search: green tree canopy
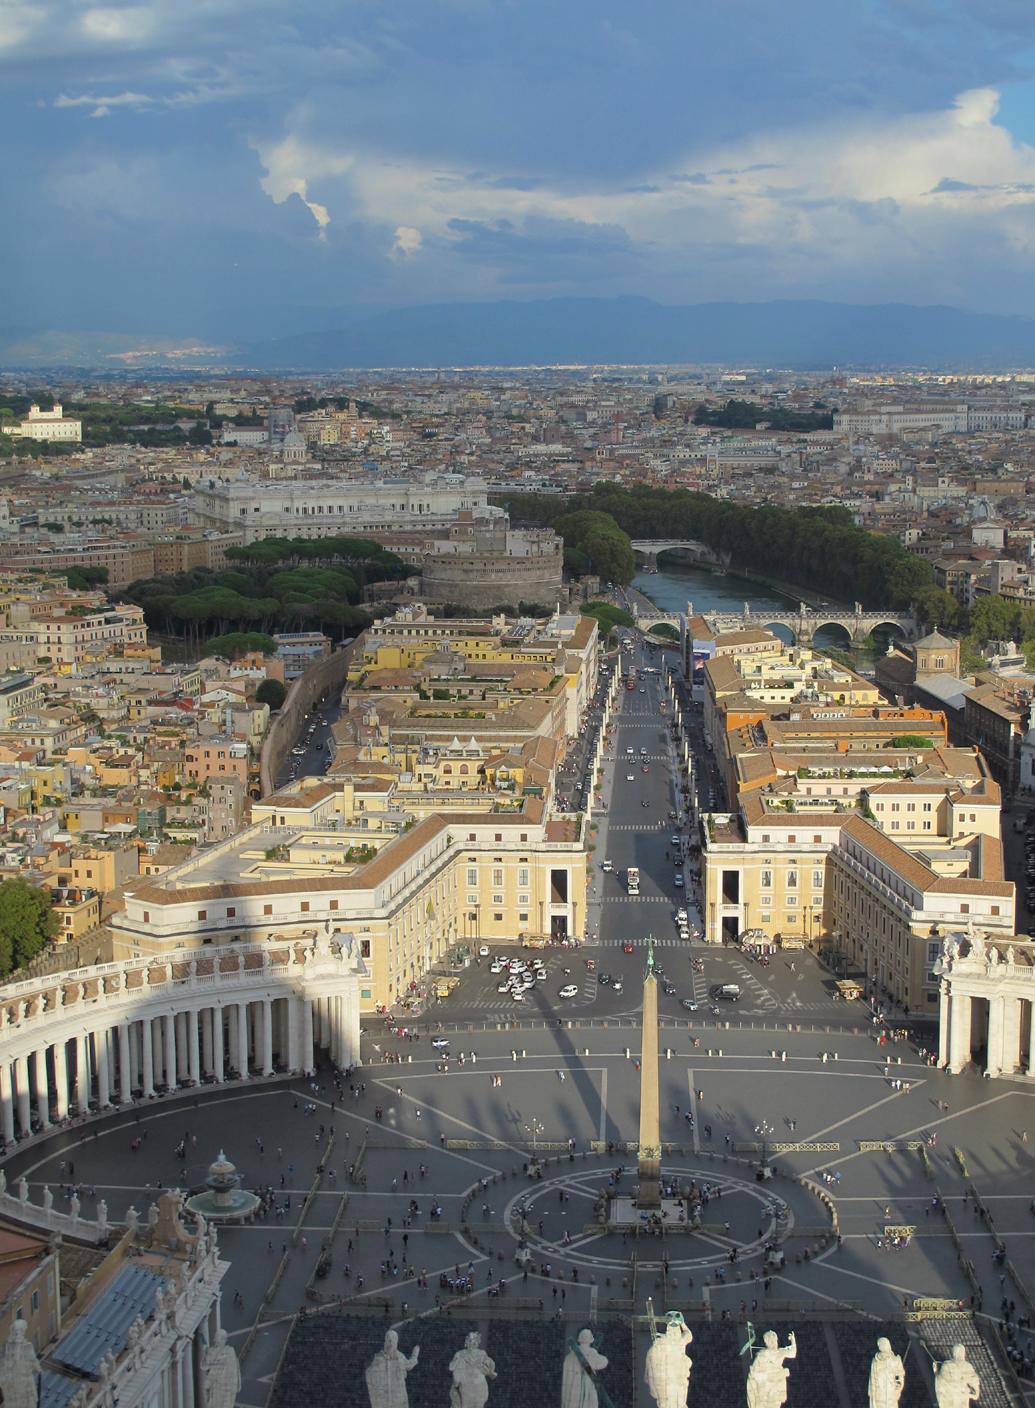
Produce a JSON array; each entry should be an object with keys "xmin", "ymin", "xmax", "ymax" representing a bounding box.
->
[
  {"xmin": 255, "ymin": 677, "xmax": 287, "ymax": 709},
  {"xmin": 554, "ymin": 510, "xmax": 636, "ymax": 587},
  {"xmin": 0, "ymin": 879, "xmax": 58, "ymax": 979},
  {"xmin": 204, "ymin": 632, "xmax": 278, "ymax": 660}
]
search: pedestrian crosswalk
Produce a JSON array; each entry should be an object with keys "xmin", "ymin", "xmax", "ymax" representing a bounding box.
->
[
  {"xmin": 607, "ymin": 824, "xmax": 670, "ymax": 831},
  {"xmin": 595, "ymin": 936, "xmax": 694, "ymax": 947},
  {"xmin": 601, "ymin": 895, "xmax": 675, "ymax": 904}
]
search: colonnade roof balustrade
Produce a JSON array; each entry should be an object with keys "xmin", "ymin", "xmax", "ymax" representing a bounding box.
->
[{"xmin": 0, "ymin": 937, "xmax": 365, "ymax": 1065}]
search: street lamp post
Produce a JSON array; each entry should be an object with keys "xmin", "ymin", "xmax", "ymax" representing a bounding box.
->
[
  {"xmin": 755, "ymin": 1118, "xmax": 774, "ymax": 1174},
  {"xmin": 526, "ymin": 1117, "xmax": 545, "ymax": 1164}
]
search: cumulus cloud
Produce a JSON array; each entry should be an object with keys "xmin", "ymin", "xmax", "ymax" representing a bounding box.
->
[
  {"xmin": 392, "ymin": 226, "xmax": 422, "ymax": 257},
  {"xmin": 249, "ymin": 86, "xmax": 1035, "ymax": 296}
]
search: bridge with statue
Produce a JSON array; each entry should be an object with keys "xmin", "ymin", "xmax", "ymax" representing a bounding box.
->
[{"xmin": 632, "ymin": 599, "xmax": 918, "ymax": 646}]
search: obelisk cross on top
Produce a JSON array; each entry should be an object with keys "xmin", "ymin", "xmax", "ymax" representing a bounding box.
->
[{"xmin": 637, "ymin": 933, "xmax": 662, "ymax": 1210}]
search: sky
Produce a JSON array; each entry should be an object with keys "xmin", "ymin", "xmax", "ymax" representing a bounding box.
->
[{"xmin": 4, "ymin": 0, "xmax": 1035, "ymax": 344}]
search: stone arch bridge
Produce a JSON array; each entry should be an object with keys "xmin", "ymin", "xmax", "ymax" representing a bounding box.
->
[
  {"xmin": 633, "ymin": 600, "xmax": 918, "ymax": 645},
  {"xmin": 630, "ymin": 539, "xmax": 729, "ymax": 567}
]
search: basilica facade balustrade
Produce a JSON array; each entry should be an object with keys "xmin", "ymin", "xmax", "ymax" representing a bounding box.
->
[{"xmin": 0, "ymin": 934, "xmax": 365, "ymax": 1143}]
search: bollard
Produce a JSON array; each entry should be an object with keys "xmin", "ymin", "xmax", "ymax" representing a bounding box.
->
[
  {"xmin": 897, "ymin": 1056, "xmax": 902, "ymax": 1065},
  {"xmin": 781, "ymin": 1052, "xmax": 786, "ymax": 1062},
  {"xmin": 625, "ymin": 1047, "xmax": 630, "ymax": 1059},
  {"xmin": 522, "ymin": 1049, "xmax": 526, "ymax": 1058},
  {"xmin": 718, "ymin": 1049, "xmax": 722, "ymax": 1057},
  {"xmin": 472, "ymin": 1053, "xmax": 477, "ymax": 1064},
  {"xmin": 568, "ymin": 1021, "xmax": 573, "ymax": 1030},
  {"xmin": 834, "ymin": 1053, "xmax": 839, "ymax": 1060},
  {"xmin": 821, "ymin": 1053, "xmax": 827, "ymax": 1063},
  {"xmin": 408, "ymin": 1054, "xmax": 412, "ymax": 1063},
  {"xmin": 666, "ymin": 1049, "xmax": 672, "ymax": 1060},
  {"xmin": 725, "ymin": 1021, "xmax": 729, "ymax": 1031},
  {"xmin": 512, "ymin": 1050, "xmax": 517, "ymax": 1061}
]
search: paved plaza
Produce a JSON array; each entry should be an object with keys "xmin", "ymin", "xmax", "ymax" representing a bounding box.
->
[
  {"xmin": 5, "ymin": 1008, "xmax": 1035, "ymax": 1405},
  {"xmin": 4, "ymin": 642, "xmax": 1035, "ymax": 1405}
]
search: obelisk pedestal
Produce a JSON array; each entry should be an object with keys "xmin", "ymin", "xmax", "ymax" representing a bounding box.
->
[{"xmin": 637, "ymin": 942, "xmax": 661, "ymax": 1210}]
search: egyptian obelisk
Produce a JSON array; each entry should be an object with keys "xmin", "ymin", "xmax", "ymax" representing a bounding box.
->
[{"xmin": 637, "ymin": 936, "xmax": 662, "ymax": 1209}]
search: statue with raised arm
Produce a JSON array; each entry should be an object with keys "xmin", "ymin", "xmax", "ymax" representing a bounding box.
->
[
  {"xmin": 202, "ymin": 1329, "xmax": 240, "ymax": 1408},
  {"xmin": 562, "ymin": 1330, "xmax": 608, "ymax": 1408},
  {"xmin": 746, "ymin": 1331, "xmax": 797, "ymax": 1408},
  {"xmin": 934, "ymin": 1345, "xmax": 980, "ymax": 1408},
  {"xmin": 449, "ymin": 1332, "xmax": 495, "ymax": 1408},
  {"xmin": 645, "ymin": 1312, "xmax": 693, "ymax": 1408},
  {"xmin": 869, "ymin": 1338, "xmax": 905, "ymax": 1408},
  {"xmin": 365, "ymin": 1330, "xmax": 419, "ymax": 1408},
  {"xmin": 0, "ymin": 1319, "xmax": 41, "ymax": 1408}
]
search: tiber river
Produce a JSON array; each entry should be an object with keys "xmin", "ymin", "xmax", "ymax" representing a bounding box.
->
[{"xmin": 631, "ymin": 555, "xmax": 899, "ymax": 673}]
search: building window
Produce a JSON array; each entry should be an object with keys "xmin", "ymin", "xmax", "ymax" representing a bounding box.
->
[
  {"xmin": 761, "ymin": 871, "xmax": 772, "ymax": 890},
  {"xmin": 519, "ymin": 912, "xmax": 528, "ymax": 922},
  {"xmin": 761, "ymin": 834, "xmax": 770, "ymax": 843},
  {"xmin": 198, "ymin": 910, "xmax": 207, "ymax": 920},
  {"xmin": 264, "ymin": 904, "xmax": 273, "ymax": 916},
  {"xmin": 467, "ymin": 894, "xmax": 478, "ymax": 904},
  {"xmin": 493, "ymin": 894, "xmax": 504, "ymax": 904},
  {"xmin": 301, "ymin": 902, "xmax": 310, "ymax": 913},
  {"xmin": 469, "ymin": 833, "xmax": 476, "ymax": 842},
  {"xmin": 494, "ymin": 913, "xmax": 503, "ymax": 922},
  {"xmin": 786, "ymin": 871, "xmax": 797, "ymax": 889},
  {"xmin": 143, "ymin": 911, "xmax": 149, "ymax": 923},
  {"xmin": 517, "ymin": 867, "xmax": 530, "ymax": 888},
  {"xmin": 960, "ymin": 903, "xmax": 969, "ymax": 914},
  {"xmin": 495, "ymin": 833, "xmax": 502, "ymax": 842},
  {"xmin": 923, "ymin": 802, "xmax": 931, "ymax": 812},
  {"xmin": 330, "ymin": 900, "xmax": 338, "ymax": 911},
  {"xmin": 492, "ymin": 868, "xmax": 504, "ymax": 887},
  {"xmin": 227, "ymin": 907, "xmax": 236, "ymax": 918},
  {"xmin": 467, "ymin": 868, "xmax": 478, "ymax": 887},
  {"xmin": 520, "ymin": 833, "xmax": 527, "ymax": 842}
]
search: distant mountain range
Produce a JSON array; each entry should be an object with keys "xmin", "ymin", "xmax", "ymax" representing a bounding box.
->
[
  {"xmin": 4, "ymin": 297, "xmax": 1035, "ymax": 370},
  {"xmin": 239, "ymin": 297, "xmax": 1035, "ymax": 371}
]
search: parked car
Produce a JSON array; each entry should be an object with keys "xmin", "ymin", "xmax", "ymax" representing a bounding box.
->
[{"xmin": 559, "ymin": 984, "xmax": 579, "ymax": 999}]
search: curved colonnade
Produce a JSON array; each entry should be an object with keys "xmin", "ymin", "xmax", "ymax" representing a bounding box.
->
[{"xmin": 0, "ymin": 936, "xmax": 364, "ymax": 1145}]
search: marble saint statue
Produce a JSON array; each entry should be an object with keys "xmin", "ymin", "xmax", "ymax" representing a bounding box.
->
[
  {"xmin": 645, "ymin": 1312, "xmax": 693, "ymax": 1408},
  {"xmin": 562, "ymin": 1330, "xmax": 609, "ymax": 1408},
  {"xmin": 934, "ymin": 1345, "xmax": 980, "ymax": 1408},
  {"xmin": 746, "ymin": 1331, "xmax": 797, "ymax": 1408},
  {"xmin": 869, "ymin": 1338, "xmax": 905, "ymax": 1408},
  {"xmin": 449, "ymin": 1332, "xmax": 496, "ymax": 1408},
  {"xmin": 0, "ymin": 1318, "xmax": 41, "ymax": 1408},
  {"xmin": 365, "ymin": 1330, "xmax": 419, "ymax": 1408},
  {"xmin": 202, "ymin": 1329, "xmax": 241, "ymax": 1408}
]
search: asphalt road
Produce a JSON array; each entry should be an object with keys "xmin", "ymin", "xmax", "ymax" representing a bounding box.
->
[
  {"xmin": 436, "ymin": 639, "xmax": 856, "ymax": 1028},
  {"xmin": 274, "ymin": 698, "xmax": 341, "ymax": 789}
]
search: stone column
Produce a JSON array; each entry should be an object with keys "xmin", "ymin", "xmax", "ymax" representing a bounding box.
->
[
  {"xmin": 181, "ymin": 1336, "xmax": 195, "ymax": 1408},
  {"xmin": 237, "ymin": 1003, "xmax": 249, "ymax": 1079},
  {"xmin": 33, "ymin": 1047, "xmax": 50, "ymax": 1129},
  {"xmin": 119, "ymin": 1024, "xmax": 132, "ymax": 1105},
  {"xmin": 188, "ymin": 1010, "xmax": 200, "ymax": 1086},
  {"xmin": 95, "ymin": 1030, "xmax": 109, "ymax": 1108},
  {"xmin": 939, "ymin": 987, "xmax": 950, "ymax": 1067},
  {"xmin": 636, "ymin": 963, "xmax": 661, "ymax": 1210},
  {"xmin": 164, "ymin": 1013, "xmax": 177, "ymax": 1090},
  {"xmin": 949, "ymin": 991, "xmax": 971, "ymax": 1073},
  {"xmin": 176, "ymin": 1012, "xmax": 189, "ymax": 1082},
  {"xmin": 129, "ymin": 1021, "xmax": 140, "ymax": 1092},
  {"xmin": 75, "ymin": 1034, "xmax": 89, "ymax": 1111},
  {"xmin": 986, "ymin": 995, "xmax": 1005, "ymax": 1077},
  {"xmin": 1002, "ymin": 995, "xmax": 1022, "ymax": 1076},
  {"xmin": 141, "ymin": 1017, "xmax": 155, "ymax": 1098},
  {"xmin": 104, "ymin": 1030, "xmax": 115, "ymax": 1102},
  {"xmin": 152, "ymin": 1017, "xmax": 164, "ymax": 1090},
  {"xmin": 0, "ymin": 1064, "xmax": 13, "ymax": 1145},
  {"xmin": 212, "ymin": 1008, "xmax": 224, "ymax": 1083},
  {"xmin": 287, "ymin": 995, "xmax": 301, "ymax": 1071},
  {"xmin": 14, "ymin": 1056, "xmax": 30, "ymax": 1135},
  {"xmin": 302, "ymin": 998, "xmax": 314, "ymax": 1076},
  {"xmin": 227, "ymin": 1007, "xmax": 238, "ymax": 1072},
  {"xmin": 329, "ymin": 997, "xmax": 339, "ymax": 1066},
  {"xmin": 53, "ymin": 1041, "xmax": 69, "ymax": 1121},
  {"xmin": 201, "ymin": 1009, "xmax": 213, "ymax": 1077},
  {"xmin": 262, "ymin": 1000, "xmax": 274, "ymax": 1077}
]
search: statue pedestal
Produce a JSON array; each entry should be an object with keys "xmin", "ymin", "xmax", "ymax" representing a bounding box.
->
[{"xmin": 608, "ymin": 1195, "xmax": 687, "ymax": 1228}]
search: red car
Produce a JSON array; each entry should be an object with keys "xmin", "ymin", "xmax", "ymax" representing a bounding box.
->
[
  {"xmin": 642, "ymin": 764, "xmax": 649, "ymax": 773},
  {"xmin": 623, "ymin": 942, "xmax": 634, "ymax": 953}
]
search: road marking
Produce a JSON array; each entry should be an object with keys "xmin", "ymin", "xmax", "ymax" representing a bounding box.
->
[
  {"xmin": 687, "ymin": 1069, "xmax": 700, "ymax": 1154},
  {"xmin": 599, "ymin": 1068, "xmax": 608, "ymax": 1143}
]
